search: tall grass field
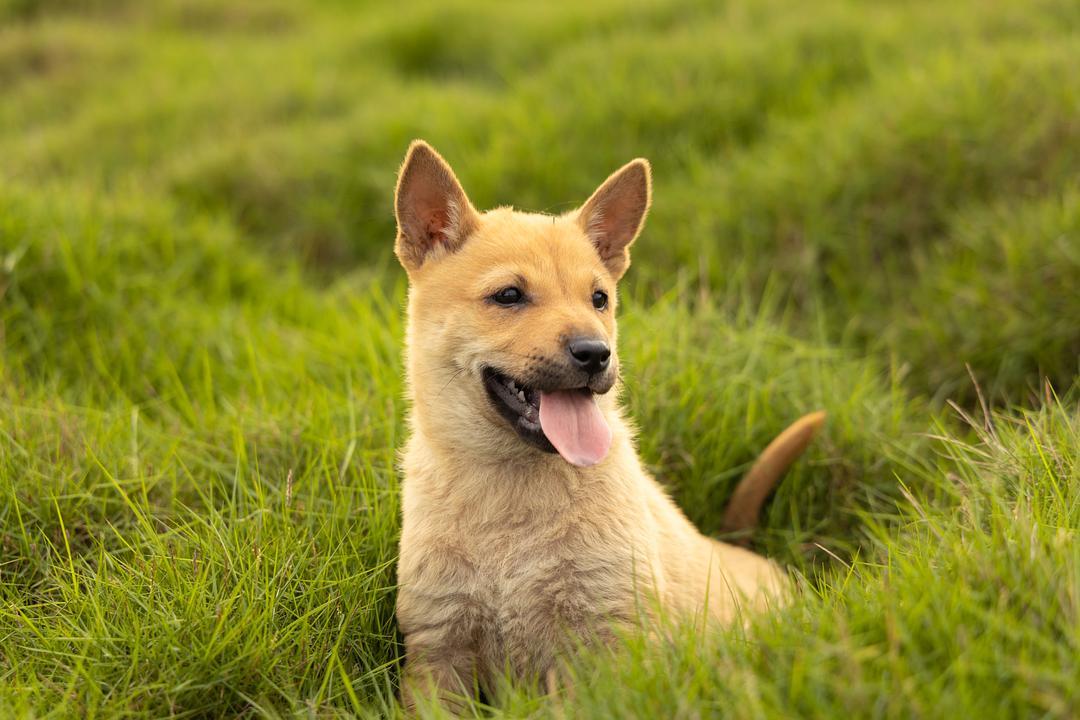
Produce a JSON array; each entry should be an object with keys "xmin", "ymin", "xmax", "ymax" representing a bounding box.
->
[{"xmin": 1, "ymin": 0, "xmax": 1078, "ymax": 716}]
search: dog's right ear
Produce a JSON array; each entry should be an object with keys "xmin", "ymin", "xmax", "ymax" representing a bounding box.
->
[{"xmin": 394, "ymin": 140, "xmax": 480, "ymax": 274}]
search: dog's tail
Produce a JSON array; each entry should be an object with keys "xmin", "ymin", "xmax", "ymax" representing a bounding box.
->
[{"xmin": 721, "ymin": 411, "xmax": 827, "ymax": 544}]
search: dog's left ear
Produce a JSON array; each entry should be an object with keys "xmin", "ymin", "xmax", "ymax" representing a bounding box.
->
[
  {"xmin": 394, "ymin": 140, "xmax": 480, "ymax": 274},
  {"xmin": 575, "ymin": 159, "xmax": 652, "ymax": 280}
]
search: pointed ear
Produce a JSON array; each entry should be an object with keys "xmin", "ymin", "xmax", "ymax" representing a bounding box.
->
[
  {"xmin": 394, "ymin": 140, "xmax": 480, "ymax": 273},
  {"xmin": 575, "ymin": 158, "xmax": 651, "ymax": 280}
]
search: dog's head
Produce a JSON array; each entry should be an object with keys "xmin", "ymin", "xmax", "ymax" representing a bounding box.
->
[{"xmin": 394, "ymin": 141, "xmax": 650, "ymax": 467}]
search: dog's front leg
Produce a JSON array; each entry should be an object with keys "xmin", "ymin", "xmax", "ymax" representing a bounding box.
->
[
  {"xmin": 400, "ymin": 633, "xmax": 478, "ymax": 713},
  {"xmin": 396, "ymin": 536, "xmax": 488, "ymax": 712}
]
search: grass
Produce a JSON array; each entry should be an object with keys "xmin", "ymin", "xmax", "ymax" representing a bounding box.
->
[
  {"xmin": 0, "ymin": 0, "xmax": 1077, "ymax": 716},
  {"xmin": 559, "ymin": 400, "xmax": 1079, "ymax": 718}
]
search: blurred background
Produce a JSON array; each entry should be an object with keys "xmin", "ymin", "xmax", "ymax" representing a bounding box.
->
[
  {"xmin": 3, "ymin": 0, "xmax": 1077, "ymax": 402},
  {"xmin": 1, "ymin": 0, "xmax": 1078, "ymax": 716}
]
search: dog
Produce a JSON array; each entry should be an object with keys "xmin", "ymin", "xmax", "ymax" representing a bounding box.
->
[{"xmin": 392, "ymin": 140, "xmax": 825, "ymax": 708}]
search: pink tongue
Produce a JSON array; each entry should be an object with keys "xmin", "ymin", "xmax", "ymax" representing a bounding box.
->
[{"xmin": 538, "ymin": 390, "xmax": 612, "ymax": 467}]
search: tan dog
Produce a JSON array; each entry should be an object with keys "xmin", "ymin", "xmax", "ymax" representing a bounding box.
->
[{"xmin": 392, "ymin": 140, "xmax": 825, "ymax": 708}]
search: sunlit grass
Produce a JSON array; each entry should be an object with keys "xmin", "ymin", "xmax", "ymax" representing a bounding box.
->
[{"xmin": 1, "ymin": 0, "xmax": 1078, "ymax": 716}]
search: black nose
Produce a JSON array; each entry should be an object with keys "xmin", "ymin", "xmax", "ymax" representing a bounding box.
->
[{"xmin": 567, "ymin": 338, "xmax": 611, "ymax": 374}]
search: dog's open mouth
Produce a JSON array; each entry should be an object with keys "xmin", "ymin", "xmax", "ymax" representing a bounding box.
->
[
  {"xmin": 483, "ymin": 366, "xmax": 545, "ymax": 439},
  {"xmin": 482, "ymin": 367, "xmax": 612, "ymax": 467}
]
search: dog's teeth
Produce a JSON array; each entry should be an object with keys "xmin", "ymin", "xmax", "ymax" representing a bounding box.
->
[{"xmin": 517, "ymin": 390, "xmax": 526, "ymax": 402}]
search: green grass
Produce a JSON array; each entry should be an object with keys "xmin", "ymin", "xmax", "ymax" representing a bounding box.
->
[{"xmin": 1, "ymin": 0, "xmax": 1077, "ymax": 716}]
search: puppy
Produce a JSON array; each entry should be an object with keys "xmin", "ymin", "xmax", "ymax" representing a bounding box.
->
[{"xmin": 392, "ymin": 140, "xmax": 825, "ymax": 708}]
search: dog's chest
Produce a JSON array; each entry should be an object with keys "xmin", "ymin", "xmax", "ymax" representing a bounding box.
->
[
  {"xmin": 471, "ymin": 508, "xmax": 639, "ymax": 674},
  {"xmin": 400, "ymin": 476, "xmax": 643, "ymax": 679}
]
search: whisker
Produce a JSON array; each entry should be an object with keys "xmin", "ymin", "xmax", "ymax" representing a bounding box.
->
[{"xmin": 437, "ymin": 367, "xmax": 468, "ymax": 398}]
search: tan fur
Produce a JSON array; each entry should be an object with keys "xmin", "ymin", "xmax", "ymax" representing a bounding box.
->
[
  {"xmin": 392, "ymin": 141, "xmax": 824, "ymax": 708},
  {"xmin": 722, "ymin": 410, "xmax": 827, "ymax": 544}
]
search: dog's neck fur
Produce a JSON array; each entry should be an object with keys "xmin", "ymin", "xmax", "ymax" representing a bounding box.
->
[{"xmin": 402, "ymin": 421, "xmax": 644, "ymax": 536}]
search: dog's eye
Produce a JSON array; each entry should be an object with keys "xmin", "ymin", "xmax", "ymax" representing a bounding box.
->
[
  {"xmin": 592, "ymin": 290, "xmax": 608, "ymax": 310},
  {"xmin": 491, "ymin": 287, "xmax": 525, "ymax": 306}
]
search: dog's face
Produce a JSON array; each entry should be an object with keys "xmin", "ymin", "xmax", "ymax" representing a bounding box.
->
[{"xmin": 394, "ymin": 141, "xmax": 650, "ymax": 467}]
